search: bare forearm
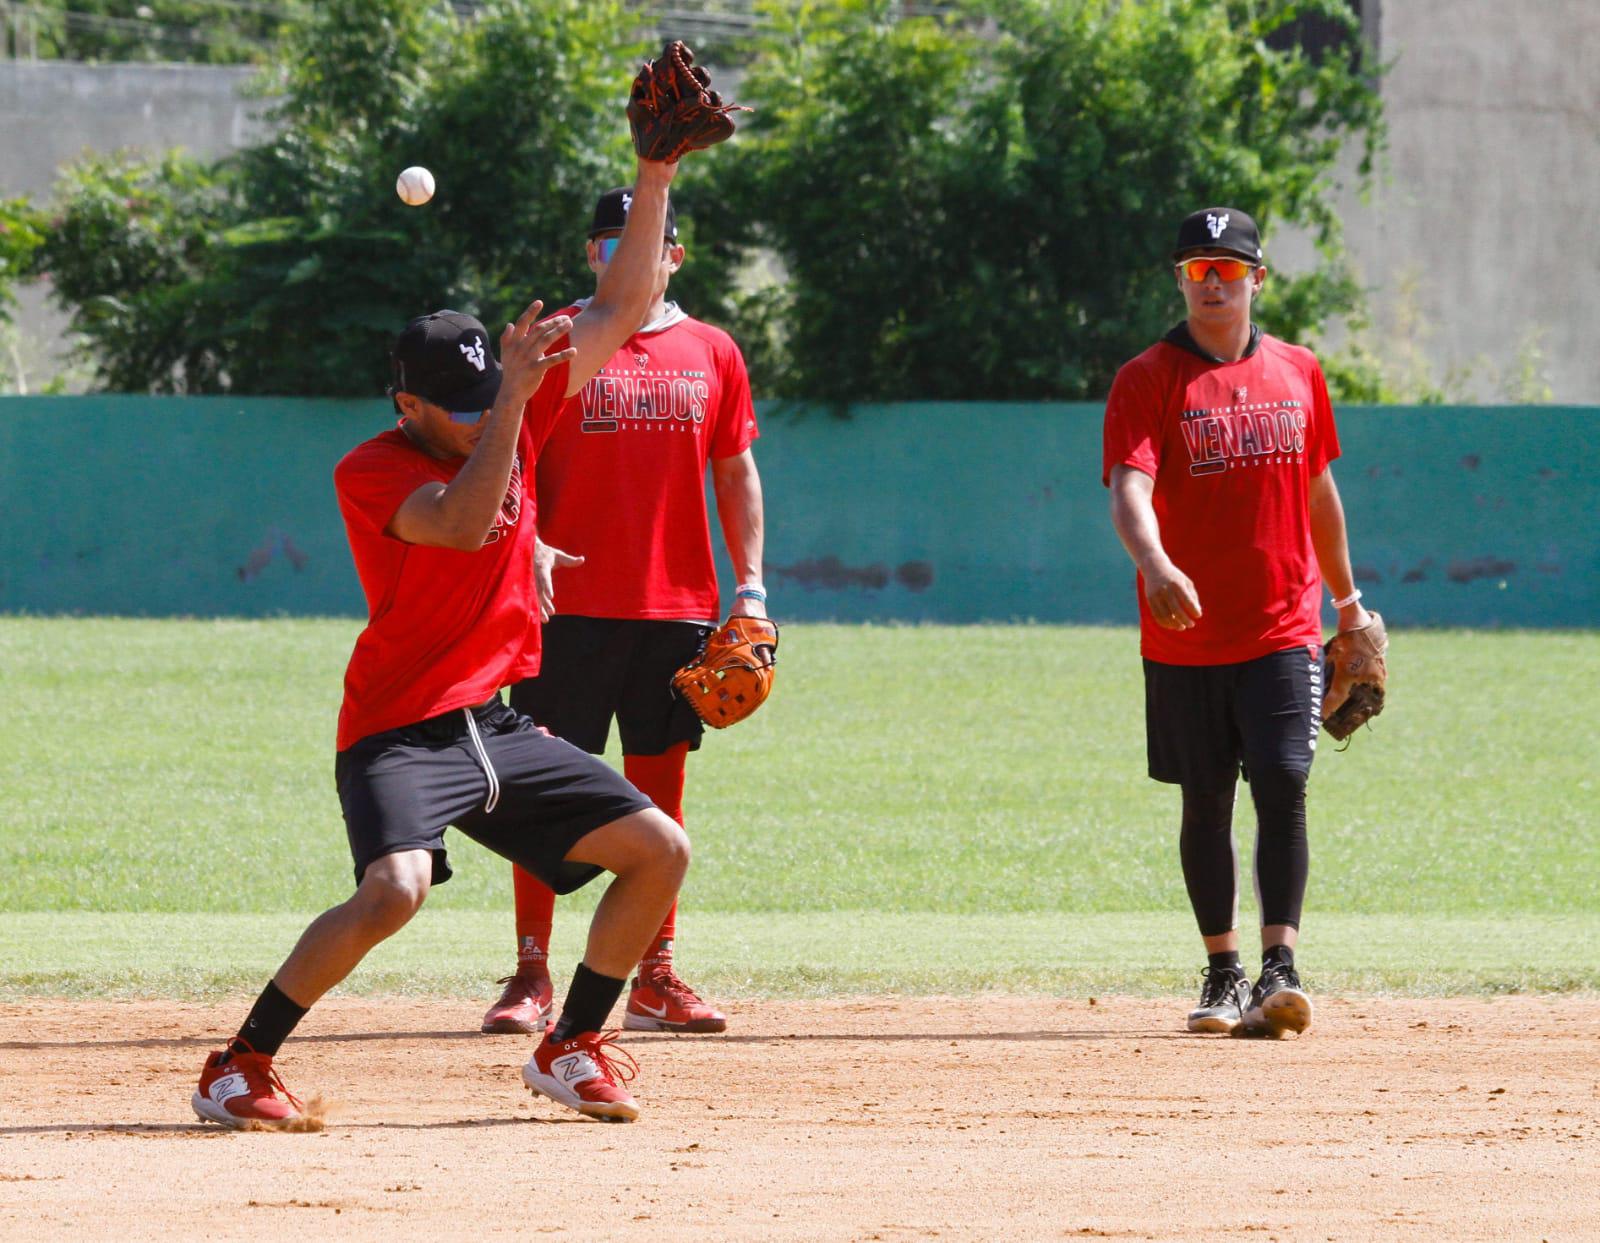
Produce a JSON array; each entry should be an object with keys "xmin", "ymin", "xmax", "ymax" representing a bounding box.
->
[
  {"xmin": 423, "ymin": 399, "xmax": 524, "ymax": 547},
  {"xmin": 567, "ymin": 160, "xmax": 676, "ymax": 393},
  {"xmin": 1108, "ymin": 463, "xmax": 1202, "ymax": 628},
  {"xmin": 713, "ymin": 459, "xmax": 765, "ymax": 584},
  {"xmin": 1309, "ymin": 470, "xmax": 1357, "ymax": 600},
  {"xmin": 1109, "ymin": 475, "xmax": 1171, "ymax": 577},
  {"xmin": 1309, "ymin": 468, "xmax": 1374, "ymax": 629}
]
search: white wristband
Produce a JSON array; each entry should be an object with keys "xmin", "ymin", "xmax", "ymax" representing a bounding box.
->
[
  {"xmin": 735, "ymin": 583, "xmax": 767, "ymax": 602},
  {"xmin": 1331, "ymin": 588, "xmax": 1363, "ymax": 609}
]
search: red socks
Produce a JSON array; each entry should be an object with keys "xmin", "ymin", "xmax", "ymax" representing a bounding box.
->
[
  {"xmin": 623, "ymin": 744, "xmax": 688, "ymax": 826},
  {"xmin": 625, "ymin": 744, "xmax": 688, "ymax": 971},
  {"xmin": 510, "ymin": 742, "xmax": 691, "ymax": 973},
  {"xmin": 511, "ymin": 864, "xmax": 555, "ymax": 975}
]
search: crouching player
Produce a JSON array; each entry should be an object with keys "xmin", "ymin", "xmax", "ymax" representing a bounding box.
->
[{"xmin": 191, "ymin": 159, "xmax": 687, "ymax": 1126}]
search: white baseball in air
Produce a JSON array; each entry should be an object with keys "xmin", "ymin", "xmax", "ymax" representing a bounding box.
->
[{"xmin": 396, "ymin": 165, "xmax": 435, "ymax": 206}]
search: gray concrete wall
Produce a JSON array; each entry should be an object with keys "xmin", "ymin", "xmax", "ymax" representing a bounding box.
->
[
  {"xmin": 0, "ymin": 62, "xmax": 268, "ymax": 392},
  {"xmin": 1276, "ymin": 0, "xmax": 1600, "ymax": 402}
]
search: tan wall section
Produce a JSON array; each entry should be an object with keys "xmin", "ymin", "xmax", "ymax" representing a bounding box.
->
[{"xmin": 1277, "ymin": 0, "xmax": 1600, "ymax": 400}]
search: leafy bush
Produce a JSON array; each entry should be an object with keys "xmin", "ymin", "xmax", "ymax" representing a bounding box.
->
[
  {"xmin": 37, "ymin": 0, "xmax": 642, "ymax": 395},
  {"xmin": 34, "ymin": 0, "xmax": 1384, "ymax": 403},
  {"xmin": 701, "ymin": 0, "xmax": 1384, "ymax": 404}
]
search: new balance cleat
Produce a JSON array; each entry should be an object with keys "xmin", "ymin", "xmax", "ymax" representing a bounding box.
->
[
  {"xmin": 623, "ymin": 967, "xmax": 727, "ymax": 1034},
  {"xmin": 482, "ymin": 969, "xmax": 554, "ymax": 1035},
  {"xmin": 522, "ymin": 1030, "xmax": 640, "ymax": 1122},
  {"xmin": 1242, "ymin": 959, "xmax": 1313, "ymax": 1037},
  {"xmin": 192, "ymin": 1045, "xmax": 303, "ymax": 1129},
  {"xmin": 1187, "ymin": 965, "xmax": 1252, "ymax": 1034}
]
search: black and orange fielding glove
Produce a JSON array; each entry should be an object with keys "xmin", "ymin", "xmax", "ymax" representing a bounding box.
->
[{"xmin": 627, "ymin": 40, "xmax": 749, "ymax": 164}]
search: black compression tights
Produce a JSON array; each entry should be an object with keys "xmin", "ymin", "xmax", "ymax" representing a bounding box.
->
[{"xmin": 1180, "ymin": 770, "xmax": 1309, "ymax": 937}]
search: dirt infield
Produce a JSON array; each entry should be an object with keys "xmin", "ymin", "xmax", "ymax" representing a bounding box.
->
[{"xmin": 3, "ymin": 995, "xmax": 1597, "ymax": 1241}]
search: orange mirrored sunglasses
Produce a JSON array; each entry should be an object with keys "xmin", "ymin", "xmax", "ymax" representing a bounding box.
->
[{"xmin": 1175, "ymin": 256, "xmax": 1258, "ymax": 283}]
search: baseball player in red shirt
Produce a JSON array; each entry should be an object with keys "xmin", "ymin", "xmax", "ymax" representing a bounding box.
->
[
  {"xmin": 1102, "ymin": 207, "xmax": 1376, "ymax": 1038},
  {"xmin": 480, "ymin": 186, "xmax": 763, "ymax": 1037},
  {"xmin": 192, "ymin": 160, "xmax": 698, "ymax": 1129}
]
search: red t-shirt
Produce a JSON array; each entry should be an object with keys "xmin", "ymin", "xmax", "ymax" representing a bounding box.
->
[
  {"xmin": 333, "ymin": 358, "xmax": 571, "ymax": 750},
  {"xmin": 532, "ymin": 309, "xmax": 758, "ymax": 621},
  {"xmin": 1101, "ymin": 329, "xmax": 1340, "ymax": 666}
]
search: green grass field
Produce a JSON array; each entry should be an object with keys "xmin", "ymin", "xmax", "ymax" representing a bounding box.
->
[{"xmin": 2, "ymin": 619, "xmax": 1596, "ymax": 997}]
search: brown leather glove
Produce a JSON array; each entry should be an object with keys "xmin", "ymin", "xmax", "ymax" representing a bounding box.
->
[
  {"xmin": 1322, "ymin": 611, "xmax": 1388, "ymax": 742},
  {"xmin": 671, "ymin": 616, "xmax": 779, "ymax": 728}
]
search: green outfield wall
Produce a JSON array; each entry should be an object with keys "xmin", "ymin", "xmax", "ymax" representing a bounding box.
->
[{"xmin": 1, "ymin": 397, "xmax": 1594, "ymax": 627}]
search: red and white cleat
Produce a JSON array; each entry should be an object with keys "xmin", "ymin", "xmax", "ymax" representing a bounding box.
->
[
  {"xmin": 522, "ymin": 1029, "xmax": 640, "ymax": 1122},
  {"xmin": 481, "ymin": 969, "xmax": 554, "ymax": 1035},
  {"xmin": 623, "ymin": 966, "xmax": 727, "ymax": 1033},
  {"xmin": 192, "ymin": 1044, "xmax": 303, "ymax": 1130}
]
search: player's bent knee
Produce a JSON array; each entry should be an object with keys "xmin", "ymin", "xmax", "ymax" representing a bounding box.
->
[
  {"xmin": 630, "ymin": 807, "xmax": 690, "ymax": 878},
  {"xmin": 568, "ymin": 808, "xmax": 689, "ymax": 880},
  {"xmin": 352, "ymin": 855, "xmax": 431, "ymax": 932}
]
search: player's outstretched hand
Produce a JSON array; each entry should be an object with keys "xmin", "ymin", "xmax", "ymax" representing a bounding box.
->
[
  {"xmin": 628, "ymin": 39, "xmax": 749, "ymax": 164},
  {"xmin": 1143, "ymin": 558, "xmax": 1203, "ymax": 630},
  {"xmin": 499, "ymin": 301, "xmax": 576, "ymax": 408},
  {"xmin": 532, "ymin": 538, "xmax": 584, "ymax": 623}
]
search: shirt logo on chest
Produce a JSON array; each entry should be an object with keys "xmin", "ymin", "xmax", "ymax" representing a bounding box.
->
[
  {"xmin": 1179, "ymin": 397, "xmax": 1307, "ymax": 477},
  {"xmin": 578, "ymin": 367, "xmax": 711, "ymax": 435}
]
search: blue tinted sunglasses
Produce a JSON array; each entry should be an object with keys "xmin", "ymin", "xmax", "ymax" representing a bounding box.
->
[{"xmin": 595, "ymin": 234, "xmax": 674, "ymax": 263}]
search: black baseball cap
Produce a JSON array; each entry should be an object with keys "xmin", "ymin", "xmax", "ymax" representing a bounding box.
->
[
  {"xmin": 588, "ymin": 186, "xmax": 678, "ymax": 241},
  {"xmin": 390, "ymin": 310, "xmax": 502, "ymax": 416},
  {"xmin": 1172, "ymin": 207, "xmax": 1263, "ymax": 262}
]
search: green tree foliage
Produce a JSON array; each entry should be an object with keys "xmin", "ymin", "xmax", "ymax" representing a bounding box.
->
[
  {"xmin": 6, "ymin": 1, "xmax": 299, "ymax": 64},
  {"xmin": 38, "ymin": 0, "xmax": 641, "ymax": 395},
  {"xmin": 0, "ymin": 196, "xmax": 48, "ymax": 321},
  {"xmin": 699, "ymin": 0, "xmax": 1384, "ymax": 403},
  {"xmin": 33, "ymin": 0, "xmax": 1384, "ymax": 401}
]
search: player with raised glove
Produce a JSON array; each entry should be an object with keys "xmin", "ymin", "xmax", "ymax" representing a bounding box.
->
[
  {"xmin": 485, "ymin": 153, "xmax": 767, "ymax": 1040},
  {"xmin": 628, "ymin": 39, "xmax": 750, "ymax": 164},
  {"xmin": 1322, "ymin": 610, "xmax": 1388, "ymax": 741},
  {"xmin": 672, "ymin": 616, "xmax": 780, "ymax": 729}
]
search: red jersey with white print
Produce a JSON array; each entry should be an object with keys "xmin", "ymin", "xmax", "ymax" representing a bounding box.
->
[
  {"xmin": 333, "ymin": 358, "xmax": 571, "ymax": 750},
  {"xmin": 533, "ymin": 306, "xmax": 758, "ymax": 621},
  {"xmin": 1101, "ymin": 326, "xmax": 1340, "ymax": 666}
]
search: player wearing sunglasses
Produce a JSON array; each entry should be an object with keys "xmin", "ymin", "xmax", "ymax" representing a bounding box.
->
[
  {"xmin": 1100, "ymin": 207, "xmax": 1377, "ymax": 1039},
  {"xmin": 479, "ymin": 186, "xmax": 764, "ymax": 1039}
]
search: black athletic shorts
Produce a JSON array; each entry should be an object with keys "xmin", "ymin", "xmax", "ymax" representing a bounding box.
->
[
  {"xmin": 509, "ymin": 616, "xmax": 714, "ymax": 756},
  {"xmin": 1143, "ymin": 645, "xmax": 1324, "ymax": 788},
  {"xmin": 335, "ymin": 696, "xmax": 653, "ymax": 894}
]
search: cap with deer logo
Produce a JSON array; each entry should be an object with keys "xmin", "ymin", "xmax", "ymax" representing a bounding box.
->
[
  {"xmin": 1172, "ymin": 207, "xmax": 1263, "ymax": 262},
  {"xmin": 390, "ymin": 309, "xmax": 503, "ymax": 416}
]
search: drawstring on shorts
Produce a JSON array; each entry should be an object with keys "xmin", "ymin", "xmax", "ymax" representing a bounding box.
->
[{"xmin": 462, "ymin": 707, "xmax": 501, "ymax": 814}]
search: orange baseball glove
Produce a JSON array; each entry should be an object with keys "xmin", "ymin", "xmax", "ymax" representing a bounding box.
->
[{"xmin": 671, "ymin": 616, "xmax": 779, "ymax": 728}]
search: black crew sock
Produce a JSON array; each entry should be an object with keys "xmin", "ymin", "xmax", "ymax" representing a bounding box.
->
[
  {"xmin": 1263, "ymin": 944, "xmax": 1295, "ymax": 969},
  {"xmin": 225, "ymin": 979, "xmax": 308, "ymax": 1060},
  {"xmin": 550, "ymin": 962, "xmax": 626, "ymax": 1042},
  {"xmin": 1208, "ymin": 950, "xmax": 1243, "ymax": 974}
]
